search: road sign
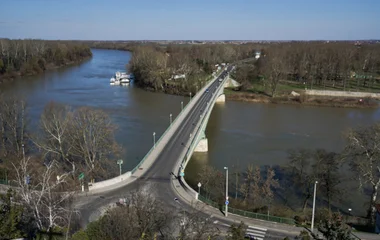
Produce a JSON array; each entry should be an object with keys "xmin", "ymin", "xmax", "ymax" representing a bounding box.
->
[
  {"xmin": 225, "ymin": 200, "xmax": 229, "ymax": 205},
  {"xmin": 117, "ymin": 159, "xmax": 123, "ymax": 165},
  {"xmin": 78, "ymin": 172, "xmax": 84, "ymax": 180},
  {"xmin": 180, "ymin": 172, "xmax": 185, "ymax": 177}
]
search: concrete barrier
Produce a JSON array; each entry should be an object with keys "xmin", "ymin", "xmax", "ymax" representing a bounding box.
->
[
  {"xmin": 172, "ymin": 72, "xmax": 229, "ymax": 200},
  {"xmin": 305, "ymin": 90, "xmax": 380, "ymax": 99},
  {"xmin": 84, "ymin": 72, "xmax": 224, "ymax": 194},
  {"xmin": 88, "ymin": 171, "xmax": 132, "ymax": 192}
]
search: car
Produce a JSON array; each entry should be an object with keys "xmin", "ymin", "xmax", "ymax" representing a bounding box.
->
[{"xmin": 206, "ymin": 88, "xmax": 209, "ymax": 93}]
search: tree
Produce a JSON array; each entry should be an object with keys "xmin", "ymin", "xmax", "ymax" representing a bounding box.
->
[
  {"xmin": 226, "ymin": 222, "xmax": 246, "ymax": 240},
  {"xmin": 287, "ymin": 149, "xmax": 315, "ymax": 212},
  {"xmin": 262, "ymin": 47, "xmax": 286, "ymax": 97},
  {"xmin": 344, "ymin": 123, "xmax": 380, "ymax": 225},
  {"xmin": 318, "ymin": 213, "xmax": 355, "ymax": 240},
  {"xmin": 313, "ymin": 149, "xmax": 342, "ymax": 213},
  {"xmin": 0, "ymin": 189, "xmax": 26, "ymax": 239},
  {"xmin": 0, "ymin": 94, "xmax": 28, "ymax": 159},
  {"xmin": 12, "ymin": 156, "xmax": 76, "ymax": 236},
  {"xmin": 34, "ymin": 102, "xmax": 76, "ymax": 174},
  {"xmin": 262, "ymin": 167, "xmax": 280, "ymax": 214},
  {"xmin": 34, "ymin": 104, "xmax": 121, "ymax": 181}
]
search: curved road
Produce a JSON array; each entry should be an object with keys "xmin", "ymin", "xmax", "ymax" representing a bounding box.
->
[{"xmin": 77, "ymin": 68, "xmax": 231, "ymax": 227}]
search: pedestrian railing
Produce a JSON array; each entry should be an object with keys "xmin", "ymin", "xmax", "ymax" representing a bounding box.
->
[{"xmin": 198, "ymin": 194, "xmax": 295, "ymax": 225}]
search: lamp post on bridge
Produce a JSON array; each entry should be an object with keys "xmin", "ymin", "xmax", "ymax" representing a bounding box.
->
[
  {"xmin": 224, "ymin": 167, "xmax": 229, "ymax": 217},
  {"xmin": 181, "ymin": 101, "xmax": 183, "ymax": 112},
  {"xmin": 197, "ymin": 182, "xmax": 202, "ymax": 196},
  {"xmin": 153, "ymin": 132, "xmax": 156, "ymax": 149},
  {"xmin": 170, "ymin": 113, "xmax": 172, "ymax": 126},
  {"xmin": 117, "ymin": 159, "xmax": 123, "ymax": 176},
  {"xmin": 189, "ymin": 92, "xmax": 192, "ymax": 101}
]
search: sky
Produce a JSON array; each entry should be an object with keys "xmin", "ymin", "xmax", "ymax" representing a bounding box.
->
[{"xmin": 0, "ymin": 0, "xmax": 379, "ymax": 40}]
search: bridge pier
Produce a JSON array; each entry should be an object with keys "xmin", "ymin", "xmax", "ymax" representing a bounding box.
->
[
  {"xmin": 216, "ymin": 94, "xmax": 225, "ymax": 103},
  {"xmin": 194, "ymin": 138, "xmax": 208, "ymax": 152}
]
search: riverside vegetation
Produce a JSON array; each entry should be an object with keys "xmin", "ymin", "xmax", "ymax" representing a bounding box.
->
[
  {"xmin": 0, "ymin": 39, "xmax": 92, "ymax": 83},
  {"xmin": 193, "ymin": 121, "xmax": 380, "ymax": 232},
  {"xmin": 105, "ymin": 41, "xmax": 380, "ymax": 108}
]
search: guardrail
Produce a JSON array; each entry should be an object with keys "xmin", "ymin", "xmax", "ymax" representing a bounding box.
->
[{"xmin": 198, "ymin": 194, "xmax": 295, "ymax": 225}]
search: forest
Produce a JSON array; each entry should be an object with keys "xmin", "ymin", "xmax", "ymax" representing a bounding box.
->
[
  {"xmin": 233, "ymin": 42, "xmax": 380, "ymax": 96},
  {"xmin": 128, "ymin": 43, "xmax": 261, "ymax": 94},
  {"xmin": 125, "ymin": 41, "xmax": 380, "ymax": 99},
  {"xmin": 0, "ymin": 39, "xmax": 92, "ymax": 82}
]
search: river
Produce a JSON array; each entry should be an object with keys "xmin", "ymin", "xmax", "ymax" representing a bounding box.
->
[{"xmin": 2, "ymin": 49, "xmax": 380, "ymax": 216}]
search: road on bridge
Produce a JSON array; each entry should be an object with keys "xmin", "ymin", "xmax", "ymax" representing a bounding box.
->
[{"xmin": 77, "ymin": 67, "xmax": 232, "ymax": 224}]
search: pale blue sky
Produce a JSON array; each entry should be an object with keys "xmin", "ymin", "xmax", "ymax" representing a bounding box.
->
[{"xmin": 0, "ymin": 0, "xmax": 379, "ymax": 40}]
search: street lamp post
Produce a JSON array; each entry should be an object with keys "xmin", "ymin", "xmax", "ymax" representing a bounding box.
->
[
  {"xmin": 190, "ymin": 92, "xmax": 192, "ymax": 101},
  {"xmin": 117, "ymin": 159, "xmax": 123, "ymax": 176},
  {"xmin": 181, "ymin": 101, "xmax": 183, "ymax": 112},
  {"xmin": 224, "ymin": 167, "xmax": 229, "ymax": 217},
  {"xmin": 22, "ymin": 144, "xmax": 25, "ymax": 160},
  {"xmin": 197, "ymin": 182, "xmax": 202, "ymax": 196},
  {"xmin": 170, "ymin": 113, "xmax": 172, "ymax": 125},
  {"xmin": 311, "ymin": 181, "xmax": 318, "ymax": 232},
  {"xmin": 153, "ymin": 132, "xmax": 156, "ymax": 149}
]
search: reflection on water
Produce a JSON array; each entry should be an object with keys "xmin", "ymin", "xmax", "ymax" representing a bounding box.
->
[
  {"xmin": 1, "ymin": 49, "xmax": 189, "ymax": 172},
  {"xmin": 186, "ymin": 101, "xmax": 380, "ymax": 215}
]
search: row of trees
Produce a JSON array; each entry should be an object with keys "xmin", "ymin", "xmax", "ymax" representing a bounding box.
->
[
  {"xmin": 234, "ymin": 42, "xmax": 380, "ymax": 96},
  {"xmin": 196, "ymin": 122, "xmax": 380, "ymax": 228},
  {"xmin": 128, "ymin": 44, "xmax": 260, "ymax": 94},
  {"xmin": 0, "ymin": 96, "xmax": 121, "ymax": 181},
  {"xmin": 0, "ymin": 39, "xmax": 92, "ymax": 81}
]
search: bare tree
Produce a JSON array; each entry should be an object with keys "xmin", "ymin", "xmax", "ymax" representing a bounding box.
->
[
  {"xmin": 0, "ymin": 94, "xmax": 28, "ymax": 159},
  {"xmin": 12, "ymin": 156, "xmax": 76, "ymax": 236},
  {"xmin": 344, "ymin": 123, "xmax": 380, "ymax": 225},
  {"xmin": 34, "ymin": 102, "xmax": 76, "ymax": 174},
  {"xmin": 69, "ymin": 107, "xmax": 120, "ymax": 180}
]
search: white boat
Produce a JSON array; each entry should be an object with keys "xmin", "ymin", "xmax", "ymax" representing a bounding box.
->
[
  {"xmin": 110, "ymin": 77, "xmax": 116, "ymax": 83},
  {"xmin": 120, "ymin": 78, "xmax": 130, "ymax": 84}
]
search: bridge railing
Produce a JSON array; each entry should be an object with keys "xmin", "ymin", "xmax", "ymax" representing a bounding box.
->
[
  {"xmin": 179, "ymin": 73, "xmax": 228, "ymax": 173},
  {"xmin": 198, "ymin": 194, "xmax": 295, "ymax": 225},
  {"xmin": 131, "ymin": 72, "xmax": 223, "ymax": 175}
]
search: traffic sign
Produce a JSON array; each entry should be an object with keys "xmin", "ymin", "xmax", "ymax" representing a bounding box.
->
[
  {"xmin": 78, "ymin": 172, "xmax": 84, "ymax": 180},
  {"xmin": 180, "ymin": 172, "xmax": 185, "ymax": 177},
  {"xmin": 225, "ymin": 200, "xmax": 229, "ymax": 205}
]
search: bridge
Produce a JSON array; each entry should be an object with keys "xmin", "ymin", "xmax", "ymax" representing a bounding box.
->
[{"xmin": 76, "ymin": 65, "xmax": 235, "ymax": 224}]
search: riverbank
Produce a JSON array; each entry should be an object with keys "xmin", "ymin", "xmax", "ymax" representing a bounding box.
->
[
  {"xmin": 0, "ymin": 56, "xmax": 92, "ymax": 85},
  {"xmin": 225, "ymin": 88, "xmax": 379, "ymax": 108}
]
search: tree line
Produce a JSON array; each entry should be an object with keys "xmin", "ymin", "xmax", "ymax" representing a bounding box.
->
[
  {"xmin": 233, "ymin": 42, "xmax": 380, "ymax": 96},
  {"xmin": 0, "ymin": 39, "xmax": 92, "ymax": 82},
  {"xmin": 128, "ymin": 43, "xmax": 261, "ymax": 94},
  {"xmin": 0, "ymin": 95, "xmax": 121, "ymax": 238},
  {"xmin": 195, "ymin": 121, "xmax": 380, "ymax": 230}
]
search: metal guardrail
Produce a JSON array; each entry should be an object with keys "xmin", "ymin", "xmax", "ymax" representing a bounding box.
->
[{"xmin": 198, "ymin": 194, "xmax": 295, "ymax": 225}]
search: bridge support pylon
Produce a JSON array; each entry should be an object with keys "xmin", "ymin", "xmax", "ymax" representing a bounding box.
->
[
  {"xmin": 194, "ymin": 137, "xmax": 208, "ymax": 152},
  {"xmin": 216, "ymin": 94, "xmax": 225, "ymax": 103}
]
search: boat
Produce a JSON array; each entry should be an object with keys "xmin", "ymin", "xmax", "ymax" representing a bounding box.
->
[
  {"xmin": 120, "ymin": 78, "xmax": 130, "ymax": 84},
  {"xmin": 110, "ymin": 71, "xmax": 131, "ymax": 86}
]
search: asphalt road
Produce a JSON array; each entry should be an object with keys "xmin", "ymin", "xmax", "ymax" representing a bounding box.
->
[
  {"xmin": 78, "ymin": 68, "xmax": 231, "ymax": 227},
  {"xmin": 75, "ymin": 66, "xmax": 311, "ymax": 239}
]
